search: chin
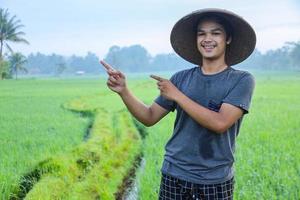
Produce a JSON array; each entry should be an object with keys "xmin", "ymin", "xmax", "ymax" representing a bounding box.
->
[
  {"xmin": 202, "ymin": 55, "xmax": 222, "ymax": 61},
  {"xmin": 201, "ymin": 51, "xmax": 224, "ymax": 60},
  {"xmin": 202, "ymin": 54, "xmax": 217, "ymax": 59}
]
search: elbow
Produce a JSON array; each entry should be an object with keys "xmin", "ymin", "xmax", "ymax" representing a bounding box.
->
[
  {"xmin": 142, "ymin": 107, "xmax": 157, "ymax": 127},
  {"xmin": 213, "ymin": 121, "xmax": 228, "ymax": 134},
  {"xmin": 144, "ymin": 123, "xmax": 154, "ymax": 127},
  {"xmin": 133, "ymin": 119, "xmax": 154, "ymax": 127},
  {"xmin": 143, "ymin": 120, "xmax": 157, "ymax": 127},
  {"xmin": 143, "ymin": 122, "xmax": 153, "ymax": 127}
]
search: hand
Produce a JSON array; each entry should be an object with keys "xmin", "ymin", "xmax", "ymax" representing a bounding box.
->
[
  {"xmin": 100, "ymin": 60, "xmax": 127, "ymax": 95},
  {"xmin": 150, "ymin": 74, "xmax": 181, "ymax": 101}
]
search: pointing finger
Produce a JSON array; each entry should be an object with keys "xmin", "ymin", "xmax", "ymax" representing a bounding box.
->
[
  {"xmin": 100, "ymin": 60, "xmax": 115, "ymax": 72},
  {"xmin": 150, "ymin": 74, "xmax": 164, "ymax": 82}
]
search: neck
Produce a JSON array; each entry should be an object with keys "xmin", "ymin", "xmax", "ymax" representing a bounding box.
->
[{"xmin": 200, "ymin": 57, "xmax": 228, "ymax": 75}]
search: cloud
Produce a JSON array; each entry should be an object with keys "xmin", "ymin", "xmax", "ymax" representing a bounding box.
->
[
  {"xmin": 256, "ymin": 25, "xmax": 300, "ymax": 52},
  {"xmin": 3, "ymin": 0, "xmax": 300, "ymax": 57}
]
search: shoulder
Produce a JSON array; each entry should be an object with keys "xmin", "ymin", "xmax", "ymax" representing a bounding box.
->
[
  {"xmin": 226, "ymin": 68, "xmax": 255, "ymax": 94},
  {"xmin": 228, "ymin": 67, "xmax": 255, "ymax": 84}
]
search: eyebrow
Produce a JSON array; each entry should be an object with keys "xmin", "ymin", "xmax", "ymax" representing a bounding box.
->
[{"xmin": 197, "ymin": 28, "xmax": 224, "ymax": 32}]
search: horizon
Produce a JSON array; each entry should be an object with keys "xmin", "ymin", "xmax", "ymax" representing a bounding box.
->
[{"xmin": 2, "ymin": 0, "xmax": 300, "ymax": 58}]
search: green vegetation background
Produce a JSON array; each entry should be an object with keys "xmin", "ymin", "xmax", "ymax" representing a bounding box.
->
[{"xmin": 0, "ymin": 72, "xmax": 299, "ymax": 199}]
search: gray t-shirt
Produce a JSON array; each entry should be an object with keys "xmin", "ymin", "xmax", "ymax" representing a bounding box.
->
[{"xmin": 155, "ymin": 66, "xmax": 255, "ymax": 184}]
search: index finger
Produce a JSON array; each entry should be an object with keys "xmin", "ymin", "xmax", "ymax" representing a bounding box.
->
[
  {"xmin": 150, "ymin": 74, "xmax": 165, "ymax": 82},
  {"xmin": 100, "ymin": 60, "xmax": 115, "ymax": 71}
]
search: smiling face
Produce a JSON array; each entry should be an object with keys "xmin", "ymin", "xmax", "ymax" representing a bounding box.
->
[{"xmin": 196, "ymin": 19, "xmax": 230, "ymax": 63}]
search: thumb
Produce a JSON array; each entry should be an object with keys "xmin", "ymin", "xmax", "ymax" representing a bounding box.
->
[{"xmin": 116, "ymin": 70, "xmax": 125, "ymax": 79}]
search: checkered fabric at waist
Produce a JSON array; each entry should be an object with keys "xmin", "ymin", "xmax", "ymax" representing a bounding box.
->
[{"xmin": 159, "ymin": 173, "xmax": 234, "ymax": 200}]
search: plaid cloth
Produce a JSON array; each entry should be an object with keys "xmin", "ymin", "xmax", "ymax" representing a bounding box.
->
[{"xmin": 159, "ymin": 173, "xmax": 234, "ymax": 200}]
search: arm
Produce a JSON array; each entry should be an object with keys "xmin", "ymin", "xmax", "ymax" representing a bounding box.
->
[
  {"xmin": 175, "ymin": 93, "xmax": 243, "ymax": 133},
  {"xmin": 119, "ymin": 89, "xmax": 169, "ymax": 126},
  {"xmin": 100, "ymin": 60, "xmax": 169, "ymax": 127},
  {"xmin": 151, "ymin": 74, "xmax": 243, "ymax": 133}
]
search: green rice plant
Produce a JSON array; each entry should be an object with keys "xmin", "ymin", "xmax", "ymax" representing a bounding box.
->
[
  {"xmin": 2, "ymin": 73, "xmax": 299, "ymax": 199},
  {"xmin": 135, "ymin": 72, "xmax": 300, "ymax": 200},
  {"xmin": 0, "ymin": 79, "xmax": 100, "ymax": 199},
  {"xmin": 24, "ymin": 99, "xmax": 142, "ymax": 199}
]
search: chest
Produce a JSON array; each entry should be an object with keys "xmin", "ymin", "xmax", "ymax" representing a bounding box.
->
[{"xmin": 177, "ymin": 77, "xmax": 232, "ymax": 110}]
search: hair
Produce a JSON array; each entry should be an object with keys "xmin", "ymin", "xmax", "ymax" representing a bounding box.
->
[{"xmin": 196, "ymin": 14, "xmax": 233, "ymax": 42}]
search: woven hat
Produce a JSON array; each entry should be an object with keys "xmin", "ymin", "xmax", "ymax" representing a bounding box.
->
[{"xmin": 170, "ymin": 8, "xmax": 256, "ymax": 66}]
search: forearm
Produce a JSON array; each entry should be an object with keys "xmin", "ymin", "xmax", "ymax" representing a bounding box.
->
[
  {"xmin": 175, "ymin": 93, "xmax": 225, "ymax": 133},
  {"xmin": 118, "ymin": 88, "xmax": 153, "ymax": 126},
  {"xmin": 150, "ymin": 74, "xmax": 242, "ymax": 133}
]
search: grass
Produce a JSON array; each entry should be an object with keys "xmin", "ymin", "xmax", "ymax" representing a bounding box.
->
[
  {"xmin": 24, "ymin": 108, "xmax": 141, "ymax": 200},
  {"xmin": 0, "ymin": 71, "xmax": 299, "ymax": 199},
  {"xmin": 0, "ymin": 79, "xmax": 99, "ymax": 199},
  {"xmin": 233, "ymin": 75, "xmax": 300, "ymax": 199},
  {"xmin": 136, "ymin": 72, "xmax": 300, "ymax": 199}
]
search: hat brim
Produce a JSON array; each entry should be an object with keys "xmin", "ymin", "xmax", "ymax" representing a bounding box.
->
[{"xmin": 170, "ymin": 8, "xmax": 256, "ymax": 66}]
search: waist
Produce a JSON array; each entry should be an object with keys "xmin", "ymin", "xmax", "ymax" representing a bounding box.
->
[{"xmin": 161, "ymin": 158, "xmax": 234, "ymax": 184}]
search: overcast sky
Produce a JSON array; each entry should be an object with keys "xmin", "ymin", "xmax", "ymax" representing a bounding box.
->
[{"xmin": 2, "ymin": 0, "xmax": 300, "ymax": 58}]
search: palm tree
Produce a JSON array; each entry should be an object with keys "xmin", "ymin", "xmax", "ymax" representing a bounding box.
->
[
  {"xmin": 9, "ymin": 52, "xmax": 27, "ymax": 79},
  {"xmin": 0, "ymin": 8, "xmax": 29, "ymax": 78}
]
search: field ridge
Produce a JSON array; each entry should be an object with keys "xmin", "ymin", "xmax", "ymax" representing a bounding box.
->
[{"xmin": 11, "ymin": 96, "xmax": 143, "ymax": 200}]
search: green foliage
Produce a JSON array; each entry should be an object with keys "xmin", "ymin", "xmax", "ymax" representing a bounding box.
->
[
  {"xmin": 8, "ymin": 52, "xmax": 27, "ymax": 79},
  {"xmin": 55, "ymin": 62, "xmax": 67, "ymax": 76},
  {"xmin": 233, "ymin": 74, "xmax": 300, "ymax": 200},
  {"xmin": 21, "ymin": 90, "xmax": 142, "ymax": 199},
  {"xmin": 0, "ymin": 59, "xmax": 11, "ymax": 79},
  {"xmin": 289, "ymin": 41, "xmax": 300, "ymax": 69},
  {"xmin": 25, "ymin": 52, "xmax": 101, "ymax": 75},
  {"xmin": 0, "ymin": 8, "xmax": 29, "ymax": 59},
  {"xmin": 238, "ymin": 41, "xmax": 300, "ymax": 70},
  {"xmin": 0, "ymin": 8, "xmax": 29, "ymax": 80},
  {"xmin": 0, "ymin": 79, "xmax": 97, "ymax": 199},
  {"xmin": 104, "ymin": 45, "xmax": 151, "ymax": 72},
  {"xmin": 13, "ymin": 41, "xmax": 300, "ymax": 76},
  {"xmin": 1, "ymin": 73, "xmax": 299, "ymax": 199},
  {"xmin": 136, "ymin": 72, "xmax": 300, "ymax": 199}
]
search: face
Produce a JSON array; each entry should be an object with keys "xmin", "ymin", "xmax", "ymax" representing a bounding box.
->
[{"xmin": 196, "ymin": 20, "xmax": 229, "ymax": 62}]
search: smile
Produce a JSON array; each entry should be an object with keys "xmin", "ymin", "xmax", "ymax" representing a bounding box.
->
[
  {"xmin": 201, "ymin": 44, "xmax": 216, "ymax": 49},
  {"xmin": 201, "ymin": 44, "xmax": 217, "ymax": 51}
]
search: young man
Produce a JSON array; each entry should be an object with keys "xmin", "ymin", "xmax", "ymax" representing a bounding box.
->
[{"xmin": 101, "ymin": 8, "xmax": 256, "ymax": 200}]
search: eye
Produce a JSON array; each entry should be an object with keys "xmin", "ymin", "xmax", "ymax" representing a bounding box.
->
[
  {"xmin": 212, "ymin": 32, "xmax": 221, "ymax": 35},
  {"xmin": 197, "ymin": 32, "xmax": 205, "ymax": 36}
]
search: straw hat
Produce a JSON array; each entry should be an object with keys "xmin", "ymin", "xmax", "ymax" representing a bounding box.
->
[{"xmin": 170, "ymin": 8, "xmax": 256, "ymax": 66}]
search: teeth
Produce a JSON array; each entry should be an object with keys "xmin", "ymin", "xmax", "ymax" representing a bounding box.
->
[
  {"xmin": 203, "ymin": 45, "xmax": 214, "ymax": 49},
  {"xmin": 202, "ymin": 44, "xmax": 215, "ymax": 48}
]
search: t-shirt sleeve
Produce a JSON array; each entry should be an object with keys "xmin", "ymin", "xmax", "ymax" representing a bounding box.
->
[
  {"xmin": 222, "ymin": 73, "xmax": 255, "ymax": 114},
  {"xmin": 154, "ymin": 74, "xmax": 177, "ymax": 112}
]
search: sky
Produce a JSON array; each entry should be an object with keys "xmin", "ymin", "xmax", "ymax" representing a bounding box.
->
[{"xmin": 2, "ymin": 0, "xmax": 300, "ymax": 58}]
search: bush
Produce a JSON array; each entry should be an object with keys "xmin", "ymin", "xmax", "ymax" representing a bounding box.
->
[{"xmin": 0, "ymin": 59, "xmax": 12, "ymax": 79}]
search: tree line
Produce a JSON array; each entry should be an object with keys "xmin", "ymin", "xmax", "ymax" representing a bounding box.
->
[
  {"xmin": 1, "ymin": 7, "xmax": 300, "ymax": 79},
  {"xmin": 4, "ymin": 42, "xmax": 300, "ymax": 77},
  {"xmin": 23, "ymin": 45, "xmax": 194, "ymax": 76},
  {"xmin": 23, "ymin": 42, "xmax": 300, "ymax": 76}
]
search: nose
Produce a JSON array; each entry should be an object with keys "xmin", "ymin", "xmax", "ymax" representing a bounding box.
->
[{"xmin": 202, "ymin": 34, "xmax": 213, "ymax": 43}]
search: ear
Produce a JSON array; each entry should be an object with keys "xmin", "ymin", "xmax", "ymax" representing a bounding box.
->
[{"xmin": 226, "ymin": 37, "xmax": 232, "ymax": 45}]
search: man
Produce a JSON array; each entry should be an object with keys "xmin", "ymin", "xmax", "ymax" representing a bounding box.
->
[{"xmin": 101, "ymin": 8, "xmax": 256, "ymax": 200}]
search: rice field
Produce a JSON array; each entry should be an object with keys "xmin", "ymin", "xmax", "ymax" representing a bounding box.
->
[{"xmin": 0, "ymin": 71, "xmax": 299, "ymax": 199}]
